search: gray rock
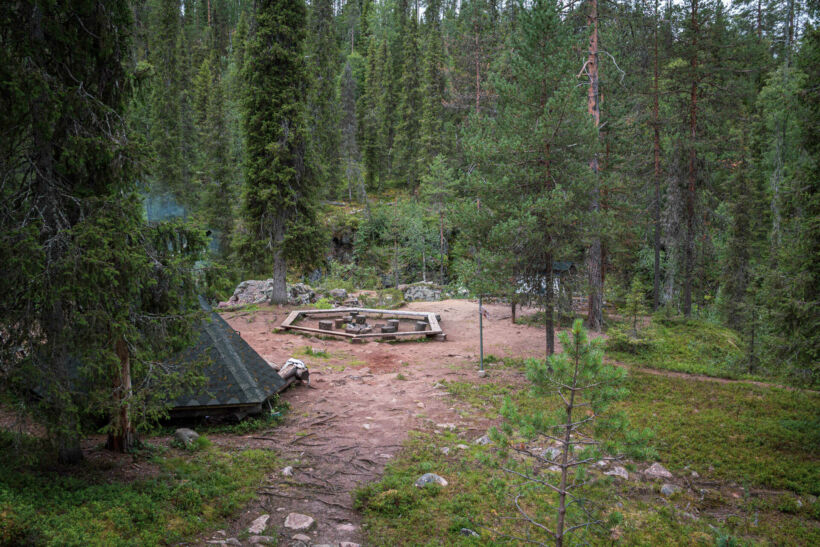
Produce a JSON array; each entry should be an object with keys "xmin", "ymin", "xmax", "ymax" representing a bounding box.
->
[
  {"xmin": 604, "ymin": 466, "xmax": 629, "ymax": 480},
  {"xmin": 403, "ymin": 283, "xmax": 442, "ymax": 302},
  {"xmin": 415, "ymin": 473, "xmax": 448, "ymax": 488},
  {"xmin": 440, "ymin": 446, "xmax": 450, "ymax": 455},
  {"xmin": 456, "ymin": 444, "xmax": 469, "ymax": 450},
  {"xmin": 339, "ymin": 543, "xmax": 361, "ymax": 547},
  {"xmin": 224, "ymin": 279, "xmax": 273, "ymax": 306},
  {"xmin": 284, "ymin": 512, "xmax": 316, "ymax": 532},
  {"xmin": 474, "ymin": 434, "xmax": 492, "ymax": 446},
  {"xmin": 291, "ymin": 534, "xmax": 311, "ymax": 542},
  {"xmin": 248, "ymin": 536, "xmax": 276, "ymax": 545},
  {"xmin": 691, "ymin": 471, "xmax": 700, "ymax": 479},
  {"xmin": 645, "ymin": 462, "xmax": 673, "ymax": 480},
  {"xmin": 477, "ymin": 370, "xmax": 487, "ymax": 378},
  {"xmin": 174, "ymin": 428, "xmax": 199, "ymax": 446},
  {"xmin": 287, "ymin": 283, "xmax": 316, "ymax": 306},
  {"xmin": 248, "ymin": 514, "xmax": 270, "ymax": 534},
  {"xmin": 224, "ymin": 539, "xmax": 241, "ymax": 547},
  {"xmin": 329, "ymin": 288, "xmax": 348, "ymax": 300},
  {"xmin": 336, "ymin": 523, "xmax": 356, "ymax": 532},
  {"xmin": 460, "ymin": 528, "xmax": 480, "ymax": 537},
  {"xmin": 540, "ymin": 446, "xmax": 561, "ymax": 461},
  {"xmin": 660, "ymin": 483, "xmax": 680, "ymax": 497},
  {"xmin": 282, "ymin": 466, "xmax": 294, "ymax": 477}
]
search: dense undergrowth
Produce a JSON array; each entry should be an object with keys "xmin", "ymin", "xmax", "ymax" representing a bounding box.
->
[{"xmin": 0, "ymin": 432, "xmax": 278, "ymax": 546}]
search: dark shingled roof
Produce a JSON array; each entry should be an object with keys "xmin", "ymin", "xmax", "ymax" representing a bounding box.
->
[{"xmin": 170, "ymin": 298, "xmax": 286, "ymax": 410}]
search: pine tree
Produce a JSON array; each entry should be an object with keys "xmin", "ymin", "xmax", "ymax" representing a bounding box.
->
[
  {"xmin": 462, "ymin": 0, "xmax": 593, "ymax": 356},
  {"xmin": 420, "ymin": 0, "xmax": 447, "ymax": 162},
  {"xmin": 237, "ymin": 0, "xmax": 321, "ymax": 304}
]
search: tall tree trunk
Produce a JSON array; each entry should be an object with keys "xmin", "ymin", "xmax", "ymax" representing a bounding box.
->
[
  {"xmin": 439, "ymin": 211, "xmax": 445, "ymax": 285},
  {"xmin": 586, "ymin": 0, "xmax": 603, "ymax": 330},
  {"xmin": 545, "ymin": 256, "xmax": 555, "ymax": 355},
  {"xmin": 270, "ymin": 221, "xmax": 288, "ymax": 304},
  {"xmin": 653, "ymin": 0, "xmax": 662, "ymax": 310},
  {"xmin": 683, "ymin": 0, "xmax": 699, "ymax": 317},
  {"xmin": 107, "ymin": 337, "xmax": 136, "ymax": 452}
]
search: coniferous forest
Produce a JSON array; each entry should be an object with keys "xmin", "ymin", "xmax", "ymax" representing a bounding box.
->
[{"xmin": 0, "ymin": 0, "xmax": 819, "ymax": 545}]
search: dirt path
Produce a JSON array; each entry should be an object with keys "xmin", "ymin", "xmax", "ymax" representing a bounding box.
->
[{"xmin": 207, "ymin": 299, "xmax": 551, "ymax": 546}]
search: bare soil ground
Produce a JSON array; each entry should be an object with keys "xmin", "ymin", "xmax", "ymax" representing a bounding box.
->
[{"xmin": 206, "ymin": 298, "xmax": 551, "ymax": 546}]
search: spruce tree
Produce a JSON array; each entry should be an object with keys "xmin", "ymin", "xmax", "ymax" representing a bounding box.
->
[
  {"xmin": 308, "ymin": 0, "xmax": 342, "ymax": 196},
  {"xmin": 393, "ymin": 12, "xmax": 423, "ymax": 190},
  {"xmin": 237, "ymin": 0, "xmax": 321, "ymax": 304}
]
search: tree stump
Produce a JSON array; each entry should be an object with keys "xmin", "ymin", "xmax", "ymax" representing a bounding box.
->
[
  {"xmin": 381, "ymin": 325, "xmax": 397, "ymax": 334},
  {"xmin": 355, "ymin": 315, "xmax": 367, "ymax": 325},
  {"xmin": 334, "ymin": 318, "xmax": 346, "ymax": 328},
  {"xmin": 343, "ymin": 315, "xmax": 353, "ymax": 323},
  {"xmin": 414, "ymin": 321, "xmax": 428, "ymax": 332},
  {"xmin": 318, "ymin": 320, "xmax": 333, "ymax": 330},
  {"xmin": 387, "ymin": 319, "xmax": 400, "ymax": 328}
]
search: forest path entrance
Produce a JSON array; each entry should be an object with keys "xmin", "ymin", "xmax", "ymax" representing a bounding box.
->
[{"xmin": 208, "ymin": 299, "xmax": 550, "ymax": 546}]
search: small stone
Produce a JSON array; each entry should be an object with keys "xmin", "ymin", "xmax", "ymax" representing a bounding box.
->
[
  {"xmin": 214, "ymin": 530, "xmax": 227, "ymax": 537},
  {"xmin": 225, "ymin": 539, "xmax": 241, "ymax": 546},
  {"xmin": 474, "ymin": 434, "xmax": 492, "ymax": 446},
  {"xmin": 436, "ymin": 423, "xmax": 457, "ymax": 430},
  {"xmin": 174, "ymin": 427, "xmax": 199, "ymax": 446},
  {"xmin": 456, "ymin": 444, "xmax": 469, "ymax": 450},
  {"xmin": 604, "ymin": 466, "xmax": 629, "ymax": 480},
  {"xmin": 415, "ymin": 473, "xmax": 448, "ymax": 488},
  {"xmin": 477, "ymin": 370, "xmax": 487, "ymax": 378},
  {"xmin": 417, "ymin": 402, "xmax": 425, "ymax": 408},
  {"xmin": 460, "ymin": 528, "xmax": 480, "ymax": 537},
  {"xmin": 284, "ymin": 513, "xmax": 316, "ymax": 532},
  {"xmin": 540, "ymin": 447, "xmax": 561, "ymax": 461},
  {"xmin": 645, "ymin": 462, "xmax": 673, "ymax": 479},
  {"xmin": 547, "ymin": 465, "xmax": 562, "ymax": 473},
  {"xmin": 440, "ymin": 447, "xmax": 450, "ymax": 455},
  {"xmin": 661, "ymin": 483, "xmax": 681, "ymax": 497},
  {"xmin": 282, "ymin": 466, "xmax": 294, "ymax": 477},
  {"xmin": 596, "ymin": 460, "xmax": 608, "ymax": 467},
  {"xmin": 248, "ymin": 536, "xmax": 276, "ymax": 545},
  {"xmin": 691, "ymin": 471, "xmax": 700, "ymax": 478},
  {"xmin": 292, "ymin": 534, "xmax": 311, "ymax": 542},
  {"xmin": 362, "ymin": 423, "xmax": 371, "ymax": 430},
  {"xmin": 336, "ymin": 523, "xmax": 357, "ymax": 532},
  {"xmin": 339, "ymin": 543, "xmax": 361, "ymax": 547},
  {"xmin": 248, "ymin": 514, "xmax": 270, "ymax": 534}
]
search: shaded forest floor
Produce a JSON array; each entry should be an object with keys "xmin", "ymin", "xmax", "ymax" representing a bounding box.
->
[{"xmin": 0, "ymin": 299, "xmax": 817, "ymax": 545}]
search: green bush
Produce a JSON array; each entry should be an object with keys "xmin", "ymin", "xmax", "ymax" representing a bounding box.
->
[{"xmin": 606, "ymin": 325, "xmax": 655, "ymax": 354}]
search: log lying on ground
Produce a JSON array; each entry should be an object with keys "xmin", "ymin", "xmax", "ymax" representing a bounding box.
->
[{"xmin": 276, "ymin": 359, "xmax": 310, "ymax": 392}]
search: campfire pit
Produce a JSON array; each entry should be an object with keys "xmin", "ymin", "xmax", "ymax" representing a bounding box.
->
[{"xmin": 277, "ymin": 308, "xmax": 446, "ymax": 342}]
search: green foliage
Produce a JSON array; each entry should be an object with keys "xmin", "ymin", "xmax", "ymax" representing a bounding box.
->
[{"xmin": 0, "ymin": 431, "xmax": 279, "ymax": 545}]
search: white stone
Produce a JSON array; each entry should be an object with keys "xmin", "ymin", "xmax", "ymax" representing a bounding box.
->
[
  {"xmin": 440, "ymin": 447, "xmax": 450, "ymax": 455},
  {"xmin": 282, "ymin": 466, "xmax": 294, "ymax": 477},
  {"xmin": 474, "ymin": 434, "xmax": 492, "ymax": 446},
  {"xmin": 247, "ymin": 514, "xmax": 270, "ymax": 535},
  {"xmin": 362, "ymin": 423, "xmax": 371, "ymax": 430},
  {"xmin": 284, "ymin": 512, "xmax": 316, "ymax": 532},
  {"xmin": 336, "ymin": 523, "xmax": 357, "ymax": 532},
  {"xmin": 645, "ymin": 462, "xmax": 673, "ymax": 479},
  {"xmin": 415, "ymin": 473, "xmax": 448, "ymax": 488},
  {"xmin": 477, "ymin": 370, "xmax": 487, "ymax": 378},
  {"xmin": 292, "ymin": 534, "xmax": 312, "ymax": 542},
  {"xmin": 248, "ymin": 536, "xmax": 276, "ymax": 545},
  {"xmin": 340, "ymin": 542, "xmax": 361, "ymax": 547},
  {"xmin": 436, "ymin": 423, "xmax": 457, "ymax": 430},
  {"xmin": 604, "ymin": 466, "xmax": 629, "ymax": 480},
  {"xmin": 456, "ymin": 444, "xmax": 469, "ymax": 450}
]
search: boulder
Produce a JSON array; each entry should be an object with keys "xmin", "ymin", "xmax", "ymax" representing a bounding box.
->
[
  {"xmin": 174, "ymin": 428, "xmax": 199, "ymax": 447},
  {"xmin": 474, "ymin": 434, "xmax": 492, "ymax": 446},
  {"xmin": 329, "ymin": 288, "xmax": 348, "ymax": 300},
  {"xmin": 539, "ymin": 446, "xmax": 561, "ymax": 461},
  {"xmin": 414, "ymin": 473, "xmax": 448, "ymax": 488},
  {"xmin": 403, "ymin": 283, "xmax": 442, "ymax": 302},
  {"xmin": 224, "ymin": 279, "xmax": 273, "ymax": 307},
  {"xmin": 283, "ymin": 512, "xmax": 316, "ymax": 532},
  {"xmin": 460, "ymin": 528, "xmax": 480, "ymax": 537},
  {"xmin": 247, "ymin": 514, "xmax": 270, "ymax": 535},
  {"xmin": 645, "ymin": 462, "xmax": 673, "ymax": 480},
  {"xmin": 660, "ymin": 483, "xmax": 680, "ymax": 497},
  {"xmin": 287, "ymin": 283, "xmax": 316, "ymax": 306},
  {"xmin": 604, "ymin": 466, "xmax": 629, "ymax": 480}
]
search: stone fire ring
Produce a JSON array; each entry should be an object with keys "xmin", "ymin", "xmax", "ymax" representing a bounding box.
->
[{"xmin": 277, "ymin": 308, "xmax": 446, "ymax": 342}]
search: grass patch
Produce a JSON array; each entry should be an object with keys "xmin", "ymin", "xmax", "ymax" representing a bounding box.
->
[
  {"xmin": 0, "ymin": 432, "xmax": 278, "ymax": 546},
  {"xmin": 359, "ymin": 367, "xmax": 820, "ymax": 546},
  {"xmin": 354, "ymin": 431, "xmax": 798, "ymax": 546},
  {"xmin": 606, "ymin": 317, "xmax": 757, "ymax": 381},
  {"xmin": 443, "ymin": 369, "xmax": 820, "ymax": 494},
  {"xmin": 296, "ymin": 345, "xmax": 331, "ymax": 359}
]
